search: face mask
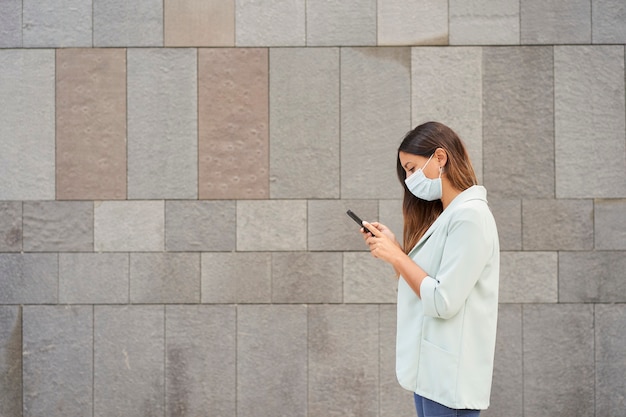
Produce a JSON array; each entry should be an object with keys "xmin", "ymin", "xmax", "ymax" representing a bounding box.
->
[{"xmin": 404, "ymin": 153, "xmax": 442, "ymax": 201}]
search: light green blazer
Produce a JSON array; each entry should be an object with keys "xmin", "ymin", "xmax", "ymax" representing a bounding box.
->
[{"xmin": 396, "ymin": 185, "xmax": 500, "ymax": 410}]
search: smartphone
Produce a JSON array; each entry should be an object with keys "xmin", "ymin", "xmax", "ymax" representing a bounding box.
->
[{"xmin": 346, "ymin": 210, "xmax": 372, "ymax": 234}]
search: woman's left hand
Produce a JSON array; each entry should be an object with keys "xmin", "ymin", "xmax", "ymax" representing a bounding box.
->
[{"xmin": 363, "ymin": 221, "xmax": 404, "ymax": 264}]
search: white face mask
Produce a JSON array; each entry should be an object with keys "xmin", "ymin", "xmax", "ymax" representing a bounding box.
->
[{"xmin": 404, "ymin": 153, "xmax": 442, "ymax": 201}]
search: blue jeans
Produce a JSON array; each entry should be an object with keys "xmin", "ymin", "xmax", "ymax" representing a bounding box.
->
[{"xmin": 414, "ymin": 393, "xmax": 480, "ymax": 417}]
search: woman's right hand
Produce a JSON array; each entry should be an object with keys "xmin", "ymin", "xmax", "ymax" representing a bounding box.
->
[{"xmin": 361, "ymin": 221, "xmax": 400, "ymax": 248}]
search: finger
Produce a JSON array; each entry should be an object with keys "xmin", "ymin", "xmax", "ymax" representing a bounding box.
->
[{"xmin": 363, "ymin": 221, "xmax": 382, "ymax": 238}]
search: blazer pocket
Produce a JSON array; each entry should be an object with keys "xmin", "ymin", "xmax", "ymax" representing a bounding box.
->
[{"xmin": 418, "ymin": 339, "xmax": 459, "ymax": 402}]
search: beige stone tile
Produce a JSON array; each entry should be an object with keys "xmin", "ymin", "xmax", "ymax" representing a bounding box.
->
[
  {"xmin": 56, "ymin": 48, "xmax": 127, "ymax": 200},
  {"xmin": 164, "ymin": 0, "xmax": 235, "ymax": 46},
  {"xmin": 198, "ymin": 48, "xmax": 269, "ymax": 199}
]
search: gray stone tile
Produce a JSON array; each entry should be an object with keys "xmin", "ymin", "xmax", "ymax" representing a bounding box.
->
[
  {"xmin": 489, "ymin": 199, "xmax": 521, "ymax": 250},
  {"xmin": 23, "ymin": 201, "xmax": 93, "ymax": 252},
  {"xmin": 94, "ymin": 0, "xmax": 163, "ymax": 46},
  {"xmin": 23, "ymin": 0, "xmax": 92, "ymax": 47},
  {"xmin": 237, "ymin": 305, "xmax": 307, "ymax": 417},
  {"xmin": 94, "ymin": 305, "xmax": 164, "ymax": 417},
  {"xmin": 166, "ymin": 305, "xmax": 236, "ymax": 417},
  {"xmin": 237, "ymin": 200, "xmax": 307, "ymax": 251},
  {"xmin": 165, "ymin": 200, "xmax": 236, "ymax": 251},
  {"xmin": 306, "ymin": 0, "xmax": 376, "ymax": 46},
  {"xmin": 522, "ymin": 199, "xmax": 593, "ymax": 250},
  {"xmin": 0, "ymin": 0, "xmax": 21, "ymax": 47},
  {"xmin": 130, "ymin": 253, "xmax": 200, "ymax": 303},
  {"xmin": 272, "ymin": 252, "xmax": 343, "ymax": 303},
  {"xmin": 0, "ymin": 254, "xmax": 58, "ymax": 304},
  {"xmin": 235, "ymin": 0, "xmax": 305, "ymax": 46},
  {"xmin": 523, "ymin": 304, "xmax": 594, "ymax": 417},
  {"xmin": 23, "ymin": 305, "xmax": 93, "ymax": 417},
  {"xmin": 0, "ymin": 50, "xmax": 55, "ymax": 200},
  {"xmin": 127, "ymin": 48, "xmax": 197, "ymax": 199},
  {"xmin": 483, "ymin": 304, "xmax": 523, "ymax": 417},
  {"xmin": 592, "ymin": 0, "xmax": 626, "ymax": 43},
  {"xmin": 483, "ymin": 47, "xmax": 554, "ymax": 198},
  {"xmin": 0, "ymin": 202, "xmax": 22, "ymax": 252},
  {"xmin": 343, "ymin": 252, "xmax": 398, "ymax": 303},
  {"xmin": 555, "ymin": 46, "xmax": 626, "ymax": 198},
  {"xmin": 201, "ymin": 252, "xmax": 271, "ymax": 303},
  {"xmin": 595, "ymin": 199, "xmax": 626, "ymax": 250},
  {"xmin": 0, "ymin": 306, "xmax": 21, "ymax": 417},
  {"xmin": 94, "ymin": 201, "xmax": 164, "ymax": 252},
  {"xmin": 521, "ymin": 0, "xmax": 591, "ymax": 44},
  {"xmin": 378, "ymin": 0, "xmax": 449, "ymax": 45},
  {"xmin": 412, "ymin": 47, "xmax": 483, "ymax": 182},
  {"xmin": 341, "ymin": 47, "xmax": 410, "ymax": 199},
  {"xmin": 308, "ymin": 305, "xmax": 379, "ymax": 417},
  {"xmin": 449, "ymin": 0, "xmax": 520, "ymax": 45},
  {"xmin": 308, "ymin": 200, "xmax": 378, "ymax": 251},
  {"xmin": 559, "ymin": 251, "xmax": 626, "ymax": 302},
  {"xmin": 499, "ymin": 252, "xmax": 557, "ymax": 303},
  {"xmin": 269, "ymin": 48, "xmax": 340, "ymax": 199},
  {"xmin": 595, "ymin": 304, "xmax": 626, "ymax": 415},
  {"xmin": 59, "ymin": 253, "xmax": 129, "ymax": 304}
]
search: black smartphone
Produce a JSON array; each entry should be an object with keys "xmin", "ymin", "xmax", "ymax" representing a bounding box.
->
[{"xmin": 346, "ymin": 210, "xmax": 372, "ymax": 234}]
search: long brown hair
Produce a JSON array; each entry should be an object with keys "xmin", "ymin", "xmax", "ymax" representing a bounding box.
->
[{"xmin": 397, "ymin": 122, "xmax": 478, "ymax": 253}]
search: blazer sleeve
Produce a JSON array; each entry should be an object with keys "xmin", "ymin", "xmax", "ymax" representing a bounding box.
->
[{"xmin": 420, "ymin": 203, "xmax": 494, "ymax": 319}]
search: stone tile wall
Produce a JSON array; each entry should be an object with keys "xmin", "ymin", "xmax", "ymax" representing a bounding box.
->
[{"xmin": 0, "ymin": 1, "xmax": 625, "ymax": 416}]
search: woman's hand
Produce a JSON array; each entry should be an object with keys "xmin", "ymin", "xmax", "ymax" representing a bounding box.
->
[{"xmin": 361, "ymin": 221, "xmax": 403, "ymax": 264}]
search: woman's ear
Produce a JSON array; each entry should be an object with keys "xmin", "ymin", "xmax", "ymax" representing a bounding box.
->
[{"xmin": 434, "ymin": 147, "xmax": 448, "ymax": 169}]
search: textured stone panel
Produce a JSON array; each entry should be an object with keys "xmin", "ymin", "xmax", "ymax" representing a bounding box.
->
[
  {"xmin": 592, "ymin": 0, "xmax": 626, "ymax": 43},
  {"xmin": 237, "ymin": 305, "xmax": 307, "ymax": 417},
  {"xmin": 59, "ymin": 253, "xmax": 129, "ymax": 304},
  {"xmin": 412, "ymin": 47, "xmax": 483, "ymax": 181},
  {"xmin": 94, "ymin": 306, "xmax": 164, "ymax": 417},
  {"xmin": 94, "ymin": 0, "xmax": 163, "ymax": 46},
  {"xmin": 483, "ymin": 304, "xmax": 523, "ymax": 417},
  {"xmin": 555, "ymin": 46, "xmax": 626, "ymax": 198},
  {"xmin": 0, "ymin": 50, "xmax": 55, "ymax": 200},
  {"xmin": 0, "ymin": 0, "xmax": 21, "ymax": 47},
  {"xmin": 23, "ymin": 0, "xmax": 92, "ymax": 47},
  {"xmin": 483, "ymin": 47, "xmax": 554, "ymax": 198},
  {"xmin": 23, "ymin": 306, "xmax": 93, "ymax": 417},
  {"xmin": 308, "ymin": 305, "xmax": 379, "ymax": 417},
  {"xmin": 235, "ymin": 0, "xmax": 305, "ymax": 46},
  {"xmin": 499, "ymin": 252, "xmax": 557, "ymax": 303},
  {"xmin": 269, "ymin": 48, "xmax": 339, "ymax": 198},
  {"xmin": 272, "ymin": 252, "xmax": 342, "ymax": 303},
  {"xmin": 0, "ymin": 306, "xmax": 21, "ymax": 417},
  {"xmin": 166, "ymin": 305, "xmax": 236, "ymax": 417},
  {"xmin": 596, "ymin": 304, "xmax": 626, "ymax": 415},
  {"xmin": 520, "ymin": 0, "xmax": 591, "ymax": 44},
  {"xmin": 523, "ymin": 304, "xmax": 594, "ymax": 417},
  {"xmin": 56, "ymin": 48, "xmax": 127, "ymax": 200},
  {"xmin": 308, "ymin": 200, "xmax": 378, "ymax": 251},
  {"xmin": 94, "ymin": 201, "xmax": 164, "ymax": 252},
  {"xmin": 559, "ymin": 251, "xmax": 626, "ymax": 302},
  {"xmin": 127, "ymin": 48, "xmax": 197, "ymax": 199},
  {"xmin": 198, "ymin": 48, "xmax": 269, "ymax": 199},
  {"xmin": 595, "ymin": 199, "xmax": 626, "ymax": 249},
  {"xmin": 237, "ymin": 200, "xmax": 307, "ymax": 251},
  {"xmin": 0, "ymin": 254, "xmax": 58, "ymax": 304},
  {"xmin": 449, "ymin": 0, "xmax": 519, "ymax": 45},
  {"xmin": 522, "ymin": 199, "xmax": 593, "ymax": 250},
  {"xmin": 165, "ymin": 0, "xmax": 235, "ymax": 46},
  {"xmin": 130, "ymin": 253, "xmax": 200, "ymax": 303},
  {"xmin": 341, "ymin": 48, "xmax": 410, "ymax": 199},
  {"xmin": 307, "ymin": 0, "xmax": 376, "ymax": 46},
  {"xmin": 343, "ymin": 252, "xmax": 397, "ymax": 303},
  {"xmin": 201, "ymin": 252, "xmax": 271, "ymax": 303},
  {"xmin": 488, "ymin": 199, "xmax": 521, "ymax": 250},
  {"xmin": 378, "ymin": 0, "xmax": 448, "ymax": 45},
  {"xmin": 23, "ymin": 201, "xmax": 93, "ymax": 252},
  {"xmin": 0, "ymin": 202, "xmax": 22, "ymax": 252},
  {"xmin": 166, "ymin": 200, "xmax": 236, "ymax": 251}
]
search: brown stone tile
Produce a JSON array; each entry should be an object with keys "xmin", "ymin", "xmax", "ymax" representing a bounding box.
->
[
  {"xmin": 198, "ymin": 48, "xmax": 269, "ymax": 199},
  {"xmin": 56, "ymin": 48, "xmax": 127, "ymax": 200},
  {"xmin": 164, "ymin": 0, "xmax": 235, "ymax": 47}
]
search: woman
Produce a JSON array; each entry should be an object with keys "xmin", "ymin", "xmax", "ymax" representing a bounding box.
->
[{"xmin": 361, "ymin": 122, "xmax": 499, "ymax": 416}]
